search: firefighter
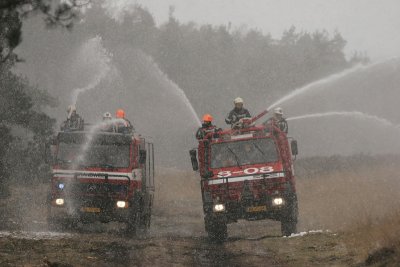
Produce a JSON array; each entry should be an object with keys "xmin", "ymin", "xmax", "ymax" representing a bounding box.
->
[
  {"xmin": 60, "ymin": 105, "xmax": 84, "ymax": 131},
  {"xmin": 196, "ymin": 114, "xmax": 220, "ymax": 139},
  {"xmin": 101, "ymin": 112, "xmax": 115, "ymax": 132},
  {"xmin": 225, "ymin": 97, "xmax": 251, "ymax": 127},
  {"xmin": 244, "ymin": 143, "xmax": 262, "ymax": 163},
  {"xmin": 103, "ymin": 112, "xmax": 112, "ymax": 120},
  {"xmin": 265, "ymin": 107, "xmax": 288, "ymax": 134},
  {"xmin": 115, "ymin": 109, "xmax": 134, "ymax": 134}
]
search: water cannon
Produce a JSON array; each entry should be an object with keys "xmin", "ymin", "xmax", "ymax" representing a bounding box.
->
[
  {"xmin": 250, "ymin": 110, "xmax": 268, "ymax": 124},
  {"xmin": 232, "ymin": 110, "xmax": 268, "ymax": 129}
]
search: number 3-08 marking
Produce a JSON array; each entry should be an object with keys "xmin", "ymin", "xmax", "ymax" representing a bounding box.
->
[{"xmin": 217, "ymin": 166, "xmax": 274, "ymax": 177}]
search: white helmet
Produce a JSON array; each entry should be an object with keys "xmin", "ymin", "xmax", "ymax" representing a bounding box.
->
[
  {"xmin": 103, "ymin": 112, "xmax": 112, "ymax": 120},
  {"xmin": 67, "ymin": 105, "xmax": 76, "ymax": 119},
  {"xmin": 274, "ymin": 107, "xmax": 283, "ymax": 115},
  {"xmin": 234, "ymin": 97, "xmax": 244, "ymax": 104},
  {"xmin": 67, "ymin": 105, "xmax": 76, "ymax": 113}
]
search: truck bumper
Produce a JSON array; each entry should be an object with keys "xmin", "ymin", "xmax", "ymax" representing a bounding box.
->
[
  {"xmin": 48, "ymin": 200, "xmax": 131, "ymax": 223},
  {"xmin": 204, "ymin": 196, "xmax": 290, "ymax": 223}
]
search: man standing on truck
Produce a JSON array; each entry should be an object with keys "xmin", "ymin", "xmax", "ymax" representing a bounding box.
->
[
  {"xmin": 244, "ymin": 143, "xmax": 261, "ymax": 163},
  {"xmin": 60, "ymin": 105, "xmax": 84, "ymax": 131},
  {"xmin": 101, "ymin": 112, "xmax": 115, "ymax": 132},
  {"xmin": 196, "ymin": 114, "xmax": 220, "ymax": 139},
  {"xmin": 115, "ymin": 109, "xmax": 134, "ymax": 134},
  {"xmin": 225, "ymin": 97, "xmax": 251, "ymax": 127},
  {"xmin": 264, "ymin": 107, "xmax": 288, "ymax": 134}
]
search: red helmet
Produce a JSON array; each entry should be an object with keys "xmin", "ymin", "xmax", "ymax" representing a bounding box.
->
[
  {"xmin": 202, "ymin": 114, "xmax": 213, "ymax": 122},
  {"xmin": 116, "ymin": 109, "xmax": 125, "ymax": 118}
]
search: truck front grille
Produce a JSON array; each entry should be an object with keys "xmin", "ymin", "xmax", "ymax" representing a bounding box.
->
[{"xmin": 70, "ymin": 183, "xmax": 128, "ymax": 196}]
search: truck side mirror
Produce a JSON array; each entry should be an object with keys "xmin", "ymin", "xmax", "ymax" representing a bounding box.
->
[
  {"xmin": 291, "ymin": 140, "xmax": 298, "ymax": 156},
  {"xmin": 189, "ymin": 149, "xmax": 199, "ymax": 171},
  {"xmin": 139, "ymin": 150, "xmax": 147, "ymax": 164}
]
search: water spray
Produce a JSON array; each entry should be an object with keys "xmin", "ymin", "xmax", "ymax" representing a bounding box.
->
[
  {"xmin": 71, "ymin": 67, "xmax": 111, "ymax": 106},
  {"xmin": 287, "ymin": 111, "xmax": 399, "ymax": 130},
  {"xmin": 74, "ymin": 118, "xmax": 127, "ymax": 166},
  {"xmin": 70, "ymin": 35, "xmax": 113, "ymax": 107},
  {"xmin": 138, "ymin": 51, "xmax": 201, "ymax": 127},
  {"xmin": 268, "ymin": 59, "xmax": 393, "ymax": 111}
]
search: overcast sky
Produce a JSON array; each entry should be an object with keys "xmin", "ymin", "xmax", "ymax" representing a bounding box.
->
[{"xmin": 107, "ymin": 0, "xmax": 400, "ymax": 61}]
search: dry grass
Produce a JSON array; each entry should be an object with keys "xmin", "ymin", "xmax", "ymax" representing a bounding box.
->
[
  {"xmin": 344, "ymin": 212, "xmax": 400, "ymax": 265},
  {"xmin": 297, "ymin": 164, "xmax": 400, "ymax": 231},
  {"xmin": 0, "ymin": 184, "xmax": 48, "ymax": 231},
  {"xmin": 296, "ymin": 160, "xmax": 400, "ymax": 264},
  {"xmin": 153, "ymin": 167, "xmax": 203, "ymax": 218}
]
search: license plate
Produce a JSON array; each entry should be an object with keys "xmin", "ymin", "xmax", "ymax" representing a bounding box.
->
[
  {"xmin": 246, "ymin": 205, "xmax": 267, "ymax": 213},
  {"xmin": 81, "ymin": 207, "xmax": 101, "ymax": 213}
]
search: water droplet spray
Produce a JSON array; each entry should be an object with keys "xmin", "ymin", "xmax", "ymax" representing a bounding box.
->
[{"xmin": 287, "ymin": 111, "xmax": 400, "ymax": 130}]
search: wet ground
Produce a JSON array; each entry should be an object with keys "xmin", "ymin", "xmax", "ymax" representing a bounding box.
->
[
  {"xmin": 2, "ymin": 166, "xmax": 400, "ymax": 266},
  {"xmin": 0, "ymin": 217, "xmax": 355, "ymax": 267}
]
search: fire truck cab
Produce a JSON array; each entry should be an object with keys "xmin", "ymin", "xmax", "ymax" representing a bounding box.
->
[
  {"xmin": 47, "ymin": 125, "xmax": 154, "ymax": 235},
  {"xmin": 190, "ymin": 113, "xmax": 298, "ymax": 241}
]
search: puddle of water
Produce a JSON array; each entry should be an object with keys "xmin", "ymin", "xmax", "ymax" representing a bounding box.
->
[{"xmin": 0, "ymin": 231, "xmax": 73, "ymax": 240}]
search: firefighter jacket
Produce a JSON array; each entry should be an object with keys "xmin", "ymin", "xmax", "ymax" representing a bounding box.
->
[
  {"xmin": 264, "ymin": 117, "xmax": 288, "ymax": 134},
  {"xmin": 225, "ymin": 108, "xmax": 251, "ymax": 125},
  {"xmin": 61, "ymin": 113, "xmax": 84, "ymax": 131},
  {"xmin": 196, "ymin": 123, "xmax": 220, "ymax": 139},
  {"xmin": 116, "ymin": 118, "xmax": 134, "ymax": 134}
]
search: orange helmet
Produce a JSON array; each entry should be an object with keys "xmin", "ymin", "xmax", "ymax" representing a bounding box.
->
[
  {"xmin": 202, "ymin": 114, "xmax": 213, "ymax": 122},
  {"xmin": 116, "ymin": 109, "xmax": 125, "ymax": 118}
]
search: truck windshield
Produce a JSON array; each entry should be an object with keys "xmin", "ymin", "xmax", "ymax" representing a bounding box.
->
[
  {"xmin": 57, "ymin": 143, "xmax": 130, "ymax": 168},
  {"xmin": 210, "ymin": 138, "xmax": 278, "ymax": 169}
]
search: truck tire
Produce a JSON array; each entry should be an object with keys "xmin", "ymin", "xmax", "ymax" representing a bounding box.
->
[
  {"xmin": 140, "ymin": 210, "xmax": 151, "ymax": 231},
  {"xmin": 47, "ymin": 214, "xmax": 77, "ymax": 232},
  {"xmin": 126, "ymin": 211, "xmax": 138, "ymax": 236},
  {"xmin": 47, "ymin": 216, "xmax": 61, "ymax": 232},
  {"xmin": 137, "ymin": 198, "xmax": 150, "ymax": 234},
  {"xmin": 47, "ymin": 196, "xmax": 78, "ymax": 232},
  {"xmin": 47, "ymin": 204, "xmax": 65, "ymax": 232},
  {"xmin": 280, "ymin": 194, "xmax": 298, "ymax": 236},
  {"xmin": 205, "ymin": 216, "xmax": 227, "ymax": 242},
  {"xmin": 126, "ymin": 201, "xmax": 140, "ymax": 236},
  {"xmin": 126, "ymin": 196, "xmax": 145, "ymax": 236},
  {"xmin": 135, "ymin": 211, "xmax": 150, "ymax": 237}
]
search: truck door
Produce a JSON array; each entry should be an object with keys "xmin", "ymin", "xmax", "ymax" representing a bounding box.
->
[
  {"xmin": 145, "ymin": 142, "xmax": 155, "ymax": 192},
  {"xmin": 139, "ymin": 139, "xmax": 155, "ymax": 192}
]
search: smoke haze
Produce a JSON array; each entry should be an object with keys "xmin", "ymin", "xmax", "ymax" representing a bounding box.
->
[{"xmin": 12, "ymin": 3, "xmax": 400, "ymax": 166}]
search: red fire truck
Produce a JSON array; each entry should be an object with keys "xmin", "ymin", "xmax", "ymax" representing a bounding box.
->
[
  {"xmin": 190, "ymin": 111, "xmax": 298, "ymax": 241},
  {"xmin": 47, "ymin": 124, "xmax": 154, "ymax": 235}
]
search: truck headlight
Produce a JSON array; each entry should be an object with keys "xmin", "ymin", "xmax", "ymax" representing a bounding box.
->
[
  {"xmin": 55, "ymin": 198, "xmax": 64, "ymax": 206},
  {"xmin": 213, "ymin": 204, "xmax": 225, "ymax": 212},
  {"xmin": 272, "ymin": 197, "xmax": 284, "ymax": 206},
  {"xmin": 116, "ymin": 201, "xmax": 127, "ymax": 208}
]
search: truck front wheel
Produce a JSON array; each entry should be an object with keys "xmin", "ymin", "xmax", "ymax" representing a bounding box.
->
[
  {"xmin": 205, "ymin": 215, "xmax": 227, "ymax": 242},
  {"xmin": 280, "ymin": 194, "xmax": 298, "ymax": 236},
  {"xmin": 126, "ymin": 210, "xmax": 138, "ymax": 236},
  {"xmin": 126, "ymin": 196, "xmax": 149, "ymax": 236}
]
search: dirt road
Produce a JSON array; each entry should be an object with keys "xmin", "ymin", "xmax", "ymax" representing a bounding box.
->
[
  {"xmin": 1, "ymin": 165, "xmax": 400, "ymax": 266},
  {"xmin": 0, "ymin": 217, "xmax": 354, "ymax": 266}
]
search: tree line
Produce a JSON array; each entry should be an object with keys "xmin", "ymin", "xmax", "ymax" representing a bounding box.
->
[{"xmin": 84, "ymin": 4, "xmax": 369, "ymax": 119}]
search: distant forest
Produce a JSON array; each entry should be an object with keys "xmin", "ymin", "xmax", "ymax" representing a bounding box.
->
[{"xmin": 84, "ymin": 5, "xmax": 369, "ymax": 115}]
